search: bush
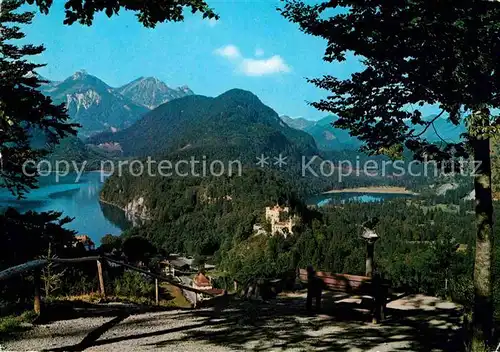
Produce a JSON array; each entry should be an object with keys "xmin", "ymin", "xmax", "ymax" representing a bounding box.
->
[
  {"xmin": 113, "ymin": 271, "xmax": 154, "ymax": 298},
  {"xmin": 0, "ymin": 311, "xmax": 37, "ymax": 340},
  {"xmin": 449, "ymin": 276, "xmax": 474, "ymax": 307}
]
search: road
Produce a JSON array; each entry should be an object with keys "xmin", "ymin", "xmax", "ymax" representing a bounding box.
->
[{"xmin": 179, "ymin": 276, "xmax": 197, "ymax": 307}]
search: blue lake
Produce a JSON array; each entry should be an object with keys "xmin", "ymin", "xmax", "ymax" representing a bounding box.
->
[
  {"xmin": 308, "ymin": 192, "xmax": 413, "ymax": 207},
  {"xmin": 0, "ymin": 172, "xmax": 131, "ymax": 244}
]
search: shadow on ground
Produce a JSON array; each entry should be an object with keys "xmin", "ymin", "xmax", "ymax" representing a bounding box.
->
[
  {"xmin": 38, "ymin": 297, "xmax": 191, "ymax": 324},
  {"xmin": 152, "ymin": 295, "xmax": 464, "ymax": 352},
  {"xmin": 41, "ymin": 293, "xmax": 464, "ymax": 352}
]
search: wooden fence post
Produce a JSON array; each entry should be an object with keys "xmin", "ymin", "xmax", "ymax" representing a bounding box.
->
[
  {"xmin": 155, "ymin": 278, "xmax": 159, "ymax": 305},
  {"xmin": 33, "ymin": 268, "xmax": 41, "ymax": 315},
  {"xmin": 96, "ymin": 259, "xmax": 106, "ymax": 297}
]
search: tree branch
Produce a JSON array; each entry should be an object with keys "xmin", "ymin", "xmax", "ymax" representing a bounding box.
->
[
  {"xmin": 432, "ymin": 121, "xmax": 450, "ymax": 145},
  {"xmin": 408, "ymin": 109, "xmax": 446, "ymax": 138}
]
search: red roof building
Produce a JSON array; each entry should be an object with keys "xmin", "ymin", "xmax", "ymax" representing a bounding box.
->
[{"xmin": 193, "ymin": 272, "xmax": 212, "ymax": 290}]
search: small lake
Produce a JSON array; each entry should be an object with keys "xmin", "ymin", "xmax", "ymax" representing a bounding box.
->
[
  {"xmin": 307, "ymin": 192, "xmax": 414, "ymax": 207},
  {"xmin": 0, "ymin": 172, "xmax": 131, "ymax": 244}
]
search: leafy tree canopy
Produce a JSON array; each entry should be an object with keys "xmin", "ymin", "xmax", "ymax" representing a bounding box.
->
[
  {"xmin": 0, "ymin": 0, "xmax": 78, "ymax": 197},
  {"xmin": 26, "ymin": 0, "xmax": 218, "ymax": 27},
  {"xmin": 280, "ymin": 1, "xmax": 500, "ymax": 349},
  {"xmin": 280, "ymin": 0, "xmax": 500, "ymax": 160}
]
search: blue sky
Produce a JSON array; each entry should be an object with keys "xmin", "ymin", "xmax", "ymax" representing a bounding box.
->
[{"xmin": 22, "ymin": 0, "xmax": 366, "ymax": 120}]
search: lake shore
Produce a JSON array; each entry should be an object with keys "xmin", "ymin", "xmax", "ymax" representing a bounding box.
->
[
  {"xmin": 323, "ymin": 186, "xmax": 418, "ymax": 195},
  {"xmin": 99, "ymin": 197, "xmax": 151, "ymax": 221},
  {"xmin": 99, "ymin": 197, "xmax": 125, "ymax": 211}
]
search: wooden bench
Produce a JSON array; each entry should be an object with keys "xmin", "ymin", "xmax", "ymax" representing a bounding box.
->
[{"xmin": 298, "ymin": 268, "xmax": 390, "ymax": 323}]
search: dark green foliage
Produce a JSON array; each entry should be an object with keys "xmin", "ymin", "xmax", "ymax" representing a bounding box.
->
[
  {"xmin": 280, "ymin": 2, "xmax": 500, "ymax": 347},
  {"xmin": 48, "ymin": 136, "xmax": 117, "ymax": 170},
  {"xmin": 122, "ymin": 236, "xmax": 157, "ymax": 264},
  {"xmin": 99, "ymin": 234, "xmax": 123, "ymax": 254},
  {"xmin": 0, "ymin": 208, "xmax": 76, "ymax": 269},
  {"xmin": 102, "ymin": 163, "xmax": 480, "ymax": 306},
  {"xmin": 0, "ymin": 0, "xmax": 78, "ymax": 198},
  {"xmin": 27, "ymin": 0, "xmax": 218, "ymax": 28},
  {"xmin": 279, "ymin": 0, "xmax": 499, "ymax": 160},
  {"xmin": 113, "ymin": 271, "xmax": 154, "ymax": 298},
  {"xmin": 0, "ymin": 208, "xmax": 79, "ymax": 304},
  {"xmin": 220, "ymin": 199, "xmax": 478, "ymax": 302},
  {"xmin": 102, "ymin": 168, "xmax": 309, "ymax": 256}
]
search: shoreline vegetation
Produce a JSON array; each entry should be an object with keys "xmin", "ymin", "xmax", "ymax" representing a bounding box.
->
[{"xmin": 323, "ymin": 186, "xmax": 419, "ymax": 196}]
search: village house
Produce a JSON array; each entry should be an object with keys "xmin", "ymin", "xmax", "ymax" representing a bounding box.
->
[
  {"xmin": 74, "ymin": 235, "xmax": 95, "ymax": 251},
  {"xmin": 193, "ymin": 272, "xmax": 213, "ymax": 291},
  {"xmin": 192, "ymin": 272, "xmax": 224, "ymax": 302},
  {"xmin": 160, "ymin": 255, "xmax": 194, "ymax": 275}
]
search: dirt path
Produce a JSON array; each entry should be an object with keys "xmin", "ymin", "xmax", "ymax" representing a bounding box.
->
[{"xmin": 2, "ymin": 294, "xmax": 462, "ymax": 352}]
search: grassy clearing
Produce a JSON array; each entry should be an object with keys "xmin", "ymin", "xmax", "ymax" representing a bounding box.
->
[
  {"xmin": 161, "ymin": 283, "xmax": 192, "ymax": 308},
  {"xmin": 0, "ymin": 311, "xmax": 37, "ymax": 341},
  {"xmin": 53, "ymin": 282, "xmax": 192, "ymax": 309}
]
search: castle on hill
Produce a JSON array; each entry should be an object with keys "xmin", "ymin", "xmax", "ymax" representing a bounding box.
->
[{"xmin": 264, "ymin": 204, "xmax": 296, "ymax": 238}]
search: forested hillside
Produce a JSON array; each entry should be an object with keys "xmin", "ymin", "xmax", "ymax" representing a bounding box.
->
[
  {"xmin": 88, "ymin": 89, "xmax": 318, "ymax": 160},
  {"xmin": 101, "ymin": 168, "xmax": 310, "ymax": 254},
  {"xmin": 100, "ymin": 163, "xmax": 489, "ymax": 311}
]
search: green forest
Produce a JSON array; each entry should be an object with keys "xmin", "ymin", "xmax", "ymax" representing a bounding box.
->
[{"xmin": 99, "ymin": 165, "xmax": 489, "ymax": 312}]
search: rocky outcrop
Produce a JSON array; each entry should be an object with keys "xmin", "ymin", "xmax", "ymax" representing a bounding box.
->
[
  {"xmin": 435, "ymin": 183, "xmax": 459, "ymax": 196},
  {"xmin": 124, "ymin": 197, "xmax": 151, "ymax": 226}
]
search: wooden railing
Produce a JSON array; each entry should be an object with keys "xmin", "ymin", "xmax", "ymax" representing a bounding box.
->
[{"xmin": 0, "ymin": 255, "xmax": 220, "ymax": 315}]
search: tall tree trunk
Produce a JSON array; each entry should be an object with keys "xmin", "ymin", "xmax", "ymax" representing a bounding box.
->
[{"xmin": 471, "ymin": 108, "xmax": 494, "ymax": 351}]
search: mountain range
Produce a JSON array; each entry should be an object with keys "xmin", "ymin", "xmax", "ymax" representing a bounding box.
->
[
  {"xmin": 40, "ymin": 71, "xmax": 193, "ymax": 137},
  {"xmin": 279, "ymin": 115, "xmax": 315, "ymax": 130},
  {"xmin": 37, "ymin": 70, "xmax": 466, "ymax": 158},
  {"xmin": 281, "ymin": 114, "xmax": 466, "ymax": 151}
]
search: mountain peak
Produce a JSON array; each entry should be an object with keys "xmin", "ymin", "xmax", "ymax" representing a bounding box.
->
[
  {"xmin": 135, "ymin": 76, "xmax": 164, "ymax": 85},
  {"xmin": 217, "ymin": 88, "xmax": 260, "ymax": 102},
  {"xmin": 72, "ymin": 70, "xmax": 90, "ymax": 80},
  {"xmin": 39, "ymin": 71, "xmax": 148, "ymax": 137},
  {"xmin": 118, "ymin": 77, "xmax": 194, "ymax": 109}
]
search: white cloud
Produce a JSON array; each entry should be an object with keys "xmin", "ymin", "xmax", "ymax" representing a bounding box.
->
[
  {"xmin": 240, "ymin": 56, "xmax": 291, "ymax": 76},
  {"xmin": 214, "ymin": 45, "xmax": 241, "ymax": 60},
  {"xmin": 214, "ymin": 45, "xmax": 291, "ymax": 77}
]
